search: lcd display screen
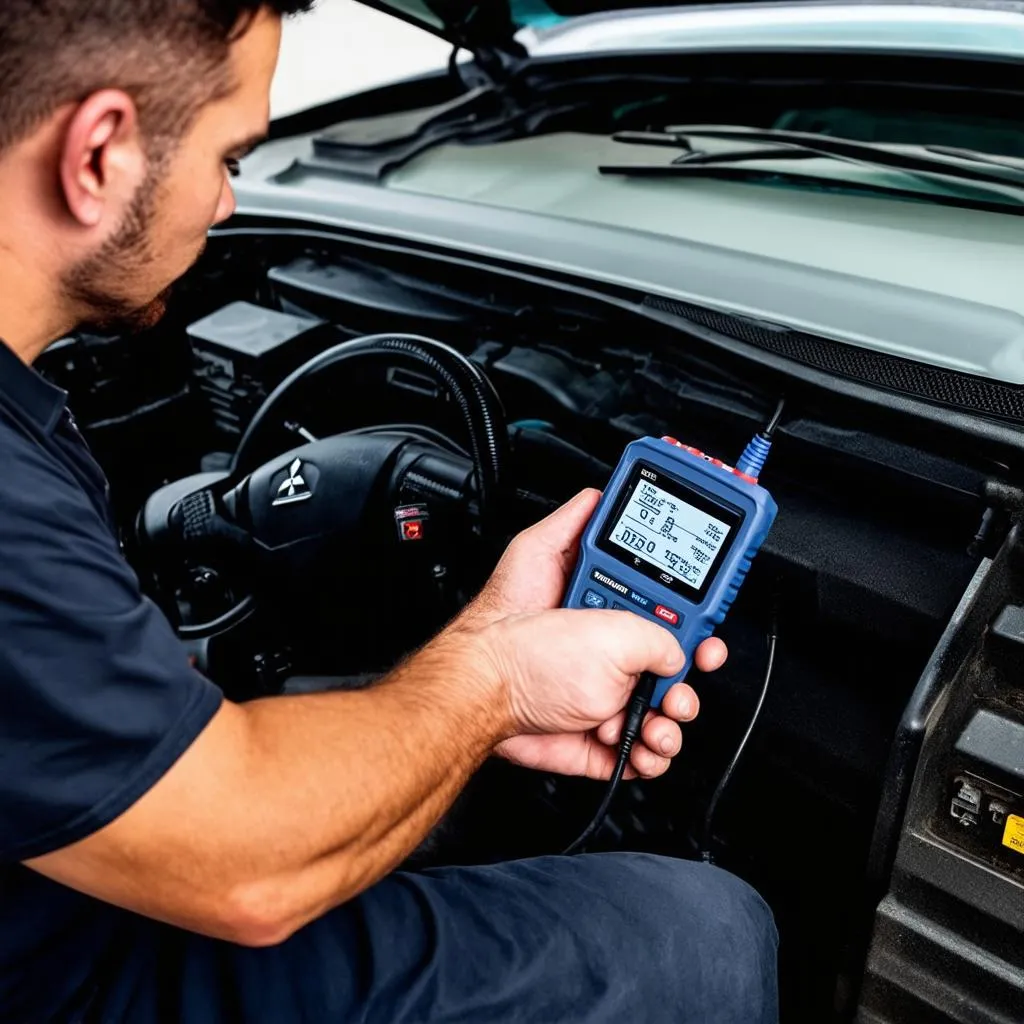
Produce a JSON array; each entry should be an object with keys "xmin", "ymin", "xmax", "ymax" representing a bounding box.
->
[{"xmin": 597, "ymin": 462, "xmax": 743, "ymax": 600}]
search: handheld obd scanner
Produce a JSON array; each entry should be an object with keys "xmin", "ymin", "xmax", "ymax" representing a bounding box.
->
[
  {"xmin": 560, "ymin": 409, "xmax": 782, "ymax": 854},
  {"xmin": 563, "ymin": 427, "xmax": 779, "ymax": 710}
]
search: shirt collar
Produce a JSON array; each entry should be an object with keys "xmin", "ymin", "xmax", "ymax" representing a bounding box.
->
[{"xmin": 0, "ymin": 337, "xmax": 68, "ymax": 434}]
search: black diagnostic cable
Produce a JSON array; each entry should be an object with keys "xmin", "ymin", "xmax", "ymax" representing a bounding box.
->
[
  {"xmin": 562, "ymin": 625, "xmax": 778, "ymax": 858},
  {"xmin": 764, "ymin": 397, "xmax": 786, "ymax": 439},
  {"xmin": 563, "ymin": 672, "xmax": 658, "ymax": 855},
  {"xmin": 699, "ymin": 620, "xmax": 778, "ymax": 863},
  {"xmin": 697, "ymin": 400, "xmax": 784, "ymax": 860}
]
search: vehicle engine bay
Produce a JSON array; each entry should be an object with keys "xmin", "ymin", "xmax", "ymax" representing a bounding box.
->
[{"xmin": 37, "ymin": 226, "xmax": 1024, "ymax": 1021}]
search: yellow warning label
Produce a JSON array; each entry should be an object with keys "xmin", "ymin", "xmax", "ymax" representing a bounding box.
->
[{"xmin": 1002, "ymin": 814, "xmax": 1024, "ymax": 855}]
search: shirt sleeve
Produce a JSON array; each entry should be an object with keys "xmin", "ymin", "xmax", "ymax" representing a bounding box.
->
[{"xmin": 0, "ymin": 432, "xmax": 223, "ymax": 862}]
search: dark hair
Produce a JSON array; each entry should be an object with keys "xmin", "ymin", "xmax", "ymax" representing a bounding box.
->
[{"xmin": 0, "ymin": 1, "xmax": 315, "ymax": 154}]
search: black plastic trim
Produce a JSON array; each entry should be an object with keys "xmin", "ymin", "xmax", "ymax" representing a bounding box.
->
[
  {"xmin": 954, "ymin": 707, "xmax": 1024, "ymax": 786},
  {"xmin": 643, "ymin": 295, "xmax": 1024, "ymax": 425}
]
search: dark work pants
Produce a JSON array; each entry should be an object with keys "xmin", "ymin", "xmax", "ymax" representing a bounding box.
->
[{"xmin": 103, "ymin": 852, "xmax": 778, "ymax": 1022}]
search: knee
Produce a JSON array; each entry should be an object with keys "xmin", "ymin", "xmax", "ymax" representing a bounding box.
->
[
  {"xmin": 599, "ymin": 855, "xmax": 779, "ymax": 1023},
  {"xmin": 693, "ymin": 865, "xmax": 779, "ymax": 1023}
]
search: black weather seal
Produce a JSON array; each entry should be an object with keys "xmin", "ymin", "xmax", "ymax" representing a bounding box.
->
[
  {"xmin": 642, "ymin": 295, "xmax": 1024, "ymax": 424},
  {"xmin": 310, "ymin": 87, "xmax": 497, "ymax": 181}
]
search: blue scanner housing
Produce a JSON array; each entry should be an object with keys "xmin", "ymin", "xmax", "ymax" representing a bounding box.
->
[{"xmin": 563, "ymin": 435, "xmax": 778, "ymax": 709}]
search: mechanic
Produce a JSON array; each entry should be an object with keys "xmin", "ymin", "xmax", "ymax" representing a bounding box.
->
[{"xmin": 0, "ymin": 3, "xmax": 778, "ymax": 1021}]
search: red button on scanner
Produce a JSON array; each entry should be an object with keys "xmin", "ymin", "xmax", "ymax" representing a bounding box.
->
[{"xmin": 655, "ymin": 605, "xmax": 679, "ymax": 626}]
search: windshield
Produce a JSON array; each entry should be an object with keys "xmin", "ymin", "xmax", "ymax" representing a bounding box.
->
[
  {"xmin": 365, "ymin": 64, "xmax": 1024, "ymax": 382},
  {"xmin": 255, "ymin": 3, "xmax": 1024, "ymax": 388}
]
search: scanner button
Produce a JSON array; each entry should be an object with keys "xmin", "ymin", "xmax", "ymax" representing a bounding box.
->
[
  {"xmin": 655, "ymin": 605, "xmax": 680, "ymax": 627},
  {"xmin": 583, "ymin": 589, "xmax": 608, "ymax": 609},
  {"xmin": 628, "ymin": 590, "xmax": 653, "ymax": 611}
]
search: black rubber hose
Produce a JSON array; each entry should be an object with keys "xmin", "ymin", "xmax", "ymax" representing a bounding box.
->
[
  {"xmin": 374, "ymin": 335, "xmax": 507, "ymax": 519},
  {"xmin": 230, "ymin": 333, "xmax": 508, "ymax": 539}
]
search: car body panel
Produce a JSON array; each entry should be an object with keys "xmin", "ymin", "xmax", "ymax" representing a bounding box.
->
[
  {"xmin": 237, "ymin": 129, "xmax": 1024, "ymax": 383},
  {"xmin": 521, "ymin": 3, "xmax": 1024, "ymax": 62},
  {"xmin": 348, "ymin": 1, "xmax": 1024, "ymax": 63}
]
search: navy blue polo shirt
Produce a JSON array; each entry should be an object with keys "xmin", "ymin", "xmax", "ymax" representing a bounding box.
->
[{"xmin": 0, "ymin": 338, "xmax": 223, "ymax": 1021}]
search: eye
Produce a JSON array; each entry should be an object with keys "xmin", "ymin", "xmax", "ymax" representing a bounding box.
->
[{"xmin": 225, "ymin": 157, "xmax": 241, "ymax": 178}]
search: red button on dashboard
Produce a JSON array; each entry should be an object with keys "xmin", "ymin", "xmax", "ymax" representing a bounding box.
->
[{"xmin": 655, "ymin": 605, "xmax": 679, "ymax": 626}]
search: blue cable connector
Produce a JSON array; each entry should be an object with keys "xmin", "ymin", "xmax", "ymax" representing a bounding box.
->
[{"xmin": 736, "ymin": 433, "xmax": 773, "ymax": 480}]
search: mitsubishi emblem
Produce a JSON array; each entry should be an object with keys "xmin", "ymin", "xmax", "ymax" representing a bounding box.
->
[{"xmin": 273, "ymin": 458, "xmax": 313, "ymax": 506}]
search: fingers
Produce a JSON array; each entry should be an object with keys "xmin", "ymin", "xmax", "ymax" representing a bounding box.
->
[
  {"xmin": 630, "ymin": 743, "xmax": 671, "ymax": 779},
  {"xmin": 596, "ymin": 710, "xmax": 626, "ymax": 747},
  {"xmin": 594, "ymin": 678, "xmax": 700, "ymax": 779},
  {"xmin": 479, "ymin": 490, "xmax": 603, "ymax": 609},
  {"xmin": 596, "ymin": 682, "xmax": 698, "ymax": 747},
  {"xmin": 594, "ymin": 711, "xmax": 680, "ymax": 779},
  {"xmin": 623, "ymin": 678, "xmax": 711, "ymax": 776},
  {"xmin": 581, "ymin": 734, "xmax": 639, "ymax": 781},
  {"xmin": 592, "ymin": 644, "xmax": 715, "ymax": 740},
  {"xmin": 643, "ymin": 713, "xmax": 682, "ymax": 756},
  {"xmin": 694, "ymin": 636, "xmax": 728, "ymax": 673},
  {"xmin": 660, "ymin": 683, "xmax": 700, "ymax": 722},
  {"xmin": 582, "ymin": 733, "xmax": 664, "ymax": 781}
]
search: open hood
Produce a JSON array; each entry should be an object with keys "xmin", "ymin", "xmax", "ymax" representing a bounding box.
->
[
  {"xmin": 354, "ymin": 0, "xmax": 824, "ymax": 38},
  {"xmin": 349, "ymin": 1, "xmax": 1024, "ymax": 68},
  {"xmin": 350, "ymin": 0, "xmax": 795, "ymax": 59}
]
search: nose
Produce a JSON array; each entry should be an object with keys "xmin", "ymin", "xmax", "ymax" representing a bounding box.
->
[{"xmin": 213, "ymin": 180, "xmax": 237, "ymax": 226}]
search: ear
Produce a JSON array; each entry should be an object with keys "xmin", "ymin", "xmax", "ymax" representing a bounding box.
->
[{"xmin": 58, "ymin": 90, "xmax": 147, "ymax": 229}]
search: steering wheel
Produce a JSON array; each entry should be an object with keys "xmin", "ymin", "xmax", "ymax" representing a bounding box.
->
[{"xmin": 135, "ymin": 334, "xmax": 509, "ymax": 666}]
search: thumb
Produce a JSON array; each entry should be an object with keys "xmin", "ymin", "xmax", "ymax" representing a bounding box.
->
[
  {"xmin": 528, "ymin": 488, "xmax": 602, "ymax": 562},
  {"xmin": 599, "ymin": 610, "xmax": 686, "ymax": 680}
]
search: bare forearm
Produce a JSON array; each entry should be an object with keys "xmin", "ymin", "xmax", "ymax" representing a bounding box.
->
[
  {"xmin": 28, "ymin": 623, "xmax": 513, "ymax": 944},
  {"xmin": 230, "ymin": 629, "xmax": 510, "ymax": 936}
]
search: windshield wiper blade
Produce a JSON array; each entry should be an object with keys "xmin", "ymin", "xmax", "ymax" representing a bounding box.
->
[
  {"xmin": 612, "ymin": 132, "xmax": 819, "ymax": 166},
  {"xmin": 924, "ymin": 145, "xmax": 1024, "ymax": 173},
  {"xmin": 610, "ymin": 126, "xmax": 1024, "ymax": 193},
  {"xmin": 596, "ymin": 161, "xmax": 1024, "ymax": 217}
]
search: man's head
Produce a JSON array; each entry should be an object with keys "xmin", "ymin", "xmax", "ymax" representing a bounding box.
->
[{"xmin": 0, "ymin": 1, "xmax": 313, "ymax": 358}]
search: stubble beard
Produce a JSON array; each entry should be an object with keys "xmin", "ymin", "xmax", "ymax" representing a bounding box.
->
[{"xmin": 62, "ymin": 166, "xmax": 180, "ymax": 336}]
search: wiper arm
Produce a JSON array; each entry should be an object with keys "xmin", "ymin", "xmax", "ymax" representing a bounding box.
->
[
  {"xmin": 598, "ymin": 161, "xmax": 1024, "ymax": 217},
  {"xmin": 608, "ymin": 125, "xmax": 1024, "ymax": 193}
]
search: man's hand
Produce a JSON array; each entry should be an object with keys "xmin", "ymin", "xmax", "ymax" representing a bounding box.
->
[
  {"xmin": 26, "ymin": 490, "xmax": 725, "ymax": 948},
  {"xmin": 464, "ymin": 489, "xmax": 728, "ymax": 780}
]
